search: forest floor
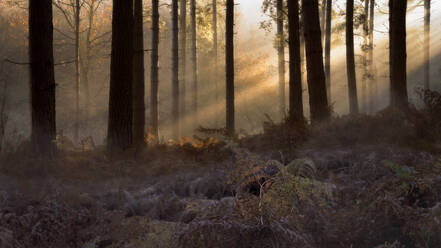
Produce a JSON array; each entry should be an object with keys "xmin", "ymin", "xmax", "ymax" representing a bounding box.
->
[{"xmin": 1, "ymin": 108, "xmax": 441, "ymax": 248}]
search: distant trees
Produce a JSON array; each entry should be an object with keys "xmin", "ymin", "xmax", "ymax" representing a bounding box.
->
[
  {"xmin": 287, "ymin": 0, "xmax": 303, "ymax": 122},
  {"xmin": 424, "ymin": 0, "xmax": 431, "ymax": 90},
  {"xmin": 301, "ymin": 0, "xmax": 330, "ymax": 122},
  {"xmin": 276, "ymin": 0, "xmax": 285, "ymax": 116},
  {"xmin": 29, "ymin": 0, "xmax": 57, "ymax": 157},
  {"xmin": 226, "ymin": 0, "xmax": 235, "ymax": 136},
  {"xmin": 107, "ymin": 0, "xmax": 133, "ymax": 151},
  {"xmin": 346, "ymin": 0, "xmax": 359, "ymax": 114},
  {"xmin": 150, "ymin": 0, "xmax": 160, "ymax": 139},
  {"xmin": 133, "ymin": 0, "xmax": 145, "ymax": 146},
  {"xmin": 190, "ymin": 0, "xmax": 198, "ymax": 125},
  {"xmin": 389, "ymin": 0, "xmax": 408, "ymax": 109},
  {"xmin": 368, "ymin": 0, "xmax": 376, "ymax": 112},
  {"xmin": 180, "ymin": 0, "xmax": 187, "ymax": 118},
  {"xmin": 172, "ymin": 0, "xmax": 180, "ymax": 139}
]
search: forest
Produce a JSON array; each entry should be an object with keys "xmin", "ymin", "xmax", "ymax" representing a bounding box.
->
[{"xmin": 0, "ymin": 0, "xmax": 440, "ymax": 247}]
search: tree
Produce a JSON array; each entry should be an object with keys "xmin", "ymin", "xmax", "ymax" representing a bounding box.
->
[
  {"xmin": 389, "ymin": 0, "xmax": 408, "ymax": 109},
  {"xmin": 226, "ymin": 0, "xmax": 234, "ymax": 136},
  {"xmin": 368, "ymin": 0, "xmax": 376, "ymax": 112},
  {"xmin": 361, "ymin": 0, "xmax": 369, "ymax": 113},
  {"xmin": 172, "ymin": 0, "xmax": 180, "ymax": 139},
  {"xmin": 133, "ymin": 0, "xmax": 145, "ymax": 145},
  {"xmin": 424, "ymin": 0, "xmax": 430, "ymax": 89},
  {"xmin": 302, "ymin": 0, "xmax": 329, "ymax": 122},
  {"xmin": 180, "ymin": 0, "xmax": 187, "ymax": 118},
  {"xmin": 324, "ymin": 0, "xmax": 332, "ymax": 102},
  {"xmin": 107, "ymin": 0, "xmax": 133, "ymax": 151},
  {"xmin": 346, "ymin": 0, "xmax": 359, "ymax": 114},
  {"xmin": 212, "ymin": 0, "xmax": 218, "ymax": 122},
  {"xmin": 276, "ymin": 0, "xmax": 285, "ymax": 117},
  {"xmin": 29, "ymin": 0, "xmax": 57, "ymax": 157},
  {"xmin": 190, "ymin": 0, "xmax": 198, "ymax": 126},
  {"xmin": 74, "ymin": 0, "xmax": 80, "ymax": 143},
  {"xmin": 288, "ymin": 0, "xmax": 303, "ymax": 122},
  {"xmin": 150, "ymin": 0, "xmax": 159, "ymax": 139}
]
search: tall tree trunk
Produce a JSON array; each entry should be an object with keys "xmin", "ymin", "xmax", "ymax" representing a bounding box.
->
[
  {"xmin": 324, "ymin": 0, "xmax": 332, "ymax": 103},
  {"xmin": 29, "ymin": 0, "xmax": 57, "ymax": 157},
  {"xmin": 424, "ymin": 0, "xmax": 430, "ymax": 90},
  {"xmin": 389, "ymin": 0, "xmax": 408, "ymax": 109},
  {"xmin": 301, "ymin": 0, "xmax": 330, "ymax": 122},
  {"xmin": 368, "ymin": 0, "xmax": 376, "ymax": 112},
  {"xmin": 346, "ymin": 0, "xmax": 359, "ymax": 114},
  {"xmin": 107, "ymin": 0, "xmax": 134, "ymax": 151},
  {"xmin": 361, "ymin": 0, "xmax": 369, "ymax": 113},
  {"xmin": 150, "ymin": 0, "xmax": 160, "ymax": 139},
  {"xmin": 74, "ymin": 0, "xmax": 80, "ymax": 143},
  {"xmin": 320, "ymin": 0, "xmax": 326, "ymax": 44},
  {"xmin": 288, "ymin": 0, "xmax": 303, "ymax": 122},
  {"xmin": 179, "ymin": 0, "xmax": 187, "ymax": 121},
  {"xmin": 133, "ymin": 0, "xmax": 145, "ymax": 145},
  {"xmin": 82, "ymin": 0, "xmax": 95, "ymax": 132},
  {"xmin": 212, "ymin": 0, "xmax": 218, "ymax": 125},
  {"xmin": 276, "ymin": 0, "xmax": 286, "ymax": 117},
  {"xmin": 172, "ymin": 0, "xmax": 180, "ymax": 139},
  {"xmin": 190, "ymin": 0, "xmax": 198, "ymax": 126},
  {"xmin": 226, "ymin": 0, "xmax": 235, "ymax": 136},
  {"xmin": 0, "ymin": 77, "xmax": 8, "ymax": 153}
]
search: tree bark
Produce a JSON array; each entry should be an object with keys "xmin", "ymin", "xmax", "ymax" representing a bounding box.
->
[
  {"xmin": 226, "ymin": 0, "xmax": 235, "ymax": 136},
  {"xmin": 424, "ymin": 0, "xmax": 430, "ymax": 90},
  {"xmin": 276, "ymin": 0, "xmax": 286, "ymax": 117},
  {"xmin": 320, "ymin": 0, "xmax": 326, "ymax": 45},
  {"xmin": 389, "ymin": 0, "xmax": 408, "ymax": 109},
  {"xmin": 107, "ymin": 0, "xmax": 134, "ymax": 151},
  {"xmin": 301, "ymin": 0, "xmax": 330, "ymax": 122},
  {"xmin": 74, "ymin": 0, "xmax": 80, "ymax": 144},
  {"xmin": 29, "ymin": 0, "xmax": 57, "ymax": 157},
  {"xmin": 288, "ymin": 0, "xmax": 303, "ymax": 122},
  {"xmin": 369, "ymin": 0, "xmax": 376, "ymax": 112},
  {"xmin": 190, "ymin": 0, "xmax": 198, "ymax": 126},
  {"xmin": 346, "ymin": 0, "xmax": 359, "ymax": 115},
  {"xmin": 361, "ymin": 0, "xmax": 369, "ymax": 113},
  {"xmin": 180, "ymin": 0, "xmax": 187, "ymax": 120},
  {"xmin": 133, "ymin": 0, "xmax": 146, "ymax": 145},
  {"xmin": 212, "ymin": 0, "xmax": 219, "ymax": 125},
  {"xmin": 150, "ymin": 0, "xmax": 160, "ymax": 139},
  {"xmin": 324, "ymin": 0, "xmax": 332, "ymax": 103},
  {"xmin": 172, "ymin": 0, "xmax": 180, "ymax": 139}
]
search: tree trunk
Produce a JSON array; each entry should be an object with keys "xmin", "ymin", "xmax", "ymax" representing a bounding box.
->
[
  {"xmin": 276, "ymin": 0, "xmax": 286, "ymax": 117},
  {"xmin": 180, "ymin": 0, "xmax": 187, "ymax": 121},
  {"xmin": 107, "ymin": 0, "xmax": 134, "ymax": 151},
  {"xmin": 133, "ymin": 0, "xmax": 146, "ymax": 145},
  {"xmin": 29, "ymin": 0, "xmax": 57, "ymax": 157},
  {"xmin": 74, "ymin": 0, "xmax": 80, "ymax": 144},
  {"xmin": 389, "ymin": 0, "xmax": 408, "ymax": 109},
  {"xmin": 424, "ymin": 0, "xmax": 430, "ymax": 90},
  {"xmin": 212, "ymin": 0, "xmax": 219, "ymax": 125},
  {"xmin": 369, "ymin": 0, "xmax": 376, "ymax": 112},
  {"xmin": 301, "ymin": 0, "xmax": 330, "ymax": 122},
  {"xmin": 172, "ymin": 0, "xmax": 180, "ymax": 139},
  {"xmin": 0, "ymin": 78, "xmax": 8, "ymax": 154},
  {"xmin": 361, "ymin": 0, "xmax": 369, "ymax": 113},
  {"xmin": 226, "ymin": 0, "xmax": 235, "ymax": 136},
  {"xmin": 150, "ymin": 0, "xmax": 160, "ymax": 139},
  {"xmin": 288, "ymin": 0, "xmax": 303, "ymax": 122},
  {"xmin": 321, "ymin": 0, "xmax": 326, "ymax": 44},
  {"xmin": 82, "ymin": 0, "xmax": 95, "ymax": 132},
  {"xmin": 346, "ymin": 0, "xmax": 359, "ymax": 115},
  {"xmin": 190, "ymin": 0, "xmax": 198, "ymax": 126},
  {"xmin": 324, "ymin": 0, "xmax": 332, "ymax": 103}
]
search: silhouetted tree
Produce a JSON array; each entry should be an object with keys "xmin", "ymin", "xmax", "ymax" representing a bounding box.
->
[
  {"xmin": 212, "ymin": 0, "xmax": 218, "ymax": 120},
  {"xmin": 368, "ymin": 0, "xmax": 376, "ymax": 112},
  {"xmin": 172, "ymin": 0, "xmax": 180, "ymax": 139},
  {"xmin": 107, "ymin": 0, "xmax": 133, "ymax": 151},
  {"xmin": 29, "ymin": 0, "xmax": 57, "ymax": 157},
  {"xmin": 133, "ymin": 0, "xmax": 145, "ymax": 145},
  {"xmin": 302, "ymin": 0, "xmax": 330, "ymax": 122},
  {"xmin": 288, "ymin": 0, "xmax": 303, "ymax": 122},
  {"xmin": 389, "ymin": 0, "xmax": 408, "ymax": 109},
  {"xmin": 190, "ymin": 0, "xmax": 198, "ymax": 125},
  {"xmin": 346, "ymin": 0, "xmax": 359, "ymax": 114},
  {"xmin": 150, "ymin": 0, "xmax": 159, "ymax": 138},
  {"xmin": 324, "ymin": 0, "xmax": 332, "ymax": 102},
  {"xmin": 180, "ymin": 0, "xmax": 187, "ymax": 118},
  {"xmin": 276, "ymin": 0, "xmax": 286, "ymax": 116},
  {"xmin": 361, "ymin": 0, "xmax": 369, "ymax": 113},
  {"xmin": 74, "ymin": 0, "xmax": 80, "ymax": 143},
  {"xmin": 424, "ymin": 0, "xmax": 431, "ymax": 89},
  {"xmin": 226, "ymin": 0, "xmax": 235, "ymax": 136}
]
